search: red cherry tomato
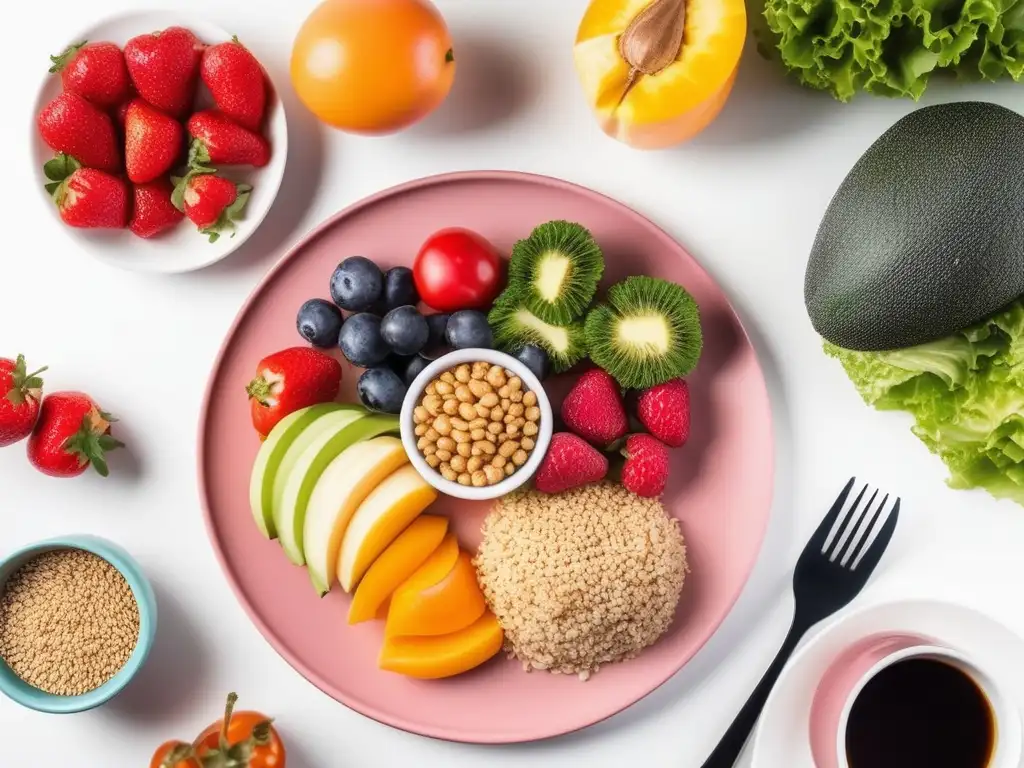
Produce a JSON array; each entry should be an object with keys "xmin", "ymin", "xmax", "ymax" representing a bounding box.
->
[{"xmin": 413, "ymin": 228, "xmax": 502, "ymax": 312}]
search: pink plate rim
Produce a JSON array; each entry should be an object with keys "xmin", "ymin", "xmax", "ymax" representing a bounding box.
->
[{"xmin": 196, "ymin": 169, "xmax": 775, "ymax": 743}]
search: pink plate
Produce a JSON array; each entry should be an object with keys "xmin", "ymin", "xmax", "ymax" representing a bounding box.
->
[{"xmin": 198, "ymin": 171, "xmax": 774, "ymax": 743}]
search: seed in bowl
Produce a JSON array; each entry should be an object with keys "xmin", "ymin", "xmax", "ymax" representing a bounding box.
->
[
  {"xmin": 0, "ymin": 549, "xmax": 139, "ymax": 696},
  {"xmin": 413, "ymin": 362, "xmax": 541, "ymax": 487}
]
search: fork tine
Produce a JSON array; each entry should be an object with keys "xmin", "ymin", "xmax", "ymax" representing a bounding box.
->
[
  {"xmin": 851, "ymin": 499, "xmax": 900, "ymax": 573},
  {"xmin": 807, "ymin": 477, "xmax": 856, "ymax": 554},
  {"xmin": 843, "ymin": 493, "xmax": 886, "ymax": 568},
  {"xmin": 825, "ymin": 484, "xmax": 868, "ymax": 559},
  {"xmin": 835, "ymin": 489, "xmax": 879, "ymax": 565}
]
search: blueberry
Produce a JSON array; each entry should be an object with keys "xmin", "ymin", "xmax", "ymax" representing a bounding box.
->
[
  {"xmin": 381, "ymin": 305, "xmax": 429, "ymax": 356},
  {"xmin": 446, "ymin": 310, "xmax": 493, "ymax": 350},
  {"xmin": 403, "ymin": 354, "xmax": 431, "ymax": 386},
  {"xmin": 330, "ymin": 256, "xmax": 383, "ymax": 312},
  {"xmin": 422, "ymin": 313, "xmax": 451, "ymax": 359},
  {"xmin": 357, "ymin": 367, "xmax": 408, "ymax": 414},
  {"xmin": 338, "ymin": 313, "xmax": 390, "ymax": 367},
  {"xmin": 513, "ymin": 344, "xmax": 551, "ymax": 381},
  {"xmin": 383, "ymin": 267, "xmax": 419, "ymax": 311},
  {"xmin": 296, "ymin": 298, "xmax": 344, "ymax": 348}
]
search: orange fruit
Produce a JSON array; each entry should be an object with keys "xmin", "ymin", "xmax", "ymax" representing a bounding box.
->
[
  {"xmin": 290, "ymin": 0, "xmax": 456, "ymax": 134},
  {"xmin": 385, "ymin": 551, "xmax": 486, "ymax": 638},
  {"xmin": 574, "ymin": 0, "xmax": 746, "ymax": 148},
  {"xmin": 379, "ymin": 612, "xmax": 504, "ymax": 679}
]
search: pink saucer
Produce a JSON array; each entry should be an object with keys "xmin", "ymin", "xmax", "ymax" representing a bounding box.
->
[{"xmin": 198, "ymin": 171, "xmax": 774, "ymax": 743}]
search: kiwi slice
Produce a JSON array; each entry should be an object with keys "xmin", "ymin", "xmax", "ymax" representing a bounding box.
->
[
  {"xmin": 584, "ymin": 276, "xmax": 702, "ymax": 389},
  {"xmin": 488, "ymin": 293, "xmax": 587, "ymax": 374},
  {"xmin": 507, "ymin": 221, "xmax": 604, "ymax": 325}
]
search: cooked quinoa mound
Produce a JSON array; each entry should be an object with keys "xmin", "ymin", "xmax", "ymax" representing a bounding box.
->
[{"xmin": 474, "ymin": 482, "xmax": 688, "ymax": 681}]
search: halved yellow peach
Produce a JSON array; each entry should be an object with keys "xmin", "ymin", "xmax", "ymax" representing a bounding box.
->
[
  {"xmin": 385, "ymin": 551, "xmax": 486, "ymax": 638},
  {"xmin": 347, "ymin": 515, "xmax": 450, "ymax": 625},
  {"xmin": 378, "ymin": 612, "xmax": 504, "ymax": 679},
  {"xmin": 574, "ymin": 0, "xmax": 746, "ymax": 148}
]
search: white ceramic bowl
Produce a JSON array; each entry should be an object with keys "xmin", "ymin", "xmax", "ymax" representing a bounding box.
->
[
  {"xmin": 400, "ymin": 348, "xmax": 553, "ymax": 501},
  {"xmin": 31, "ymin": 9, "xmax": 288, "ymax": 274}
]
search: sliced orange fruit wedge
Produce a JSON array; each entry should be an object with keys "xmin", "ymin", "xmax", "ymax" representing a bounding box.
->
[
  {"xmin": 385, "ymin": 551, "xmax": 486, "ymax": 638},
  {"xmin": 378, "ymin": 612, "xmax": 504, "ymax": 679},
  {"xmin": 347, "ymin": 516, "xmax": 449, "ymax": 625}
]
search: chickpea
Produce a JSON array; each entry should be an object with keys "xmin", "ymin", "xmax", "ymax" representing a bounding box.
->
[
  {"xmin": 523, "ymin": 391, "xmax": 537, "ymax": 408},
  {"xmin": 455, "ymin": 364, "xmax": 471, "ymax": 383},
  {"xmin": 450, "ymin": 417, "xmax": 469, "ymax": 432},
  {"xmin": 491, "ymin": 406, "xmax": 504, "ymax": 422},
  {"xmin": 471, "ymin": 471, "xmax": 487, "ymax": 487},
  {"xmin": 423, "ymin": 395, "xmax": 441, "ymax": 416},
  {"xmin": 499, "ymin": 440, "xmax": 519, "ymax": 458},
  {"xmin": 424, "ymin": 427, "xmax": 439, "ymax": 442},
  {"xmin": 440, "ymin": 464, "xmax": 457, "ymax": 481},
  {"xmin": 523, "ymin": 421, "xmax": 538, "ymax": 437},
  {"xmin": 508, "ymin": 376, "xmax": 522, "ymax": 393},
  {"xmin": 440, "ymin": 371, "xmax": 456, "ymax": 384},
  {"xmin": 504, "ymin": 462, "xmax": 515, "ymax": 476},
  {"xmin": 468, "ymin": 379, "xmax": 491, "ymax": 398},
  {"xmin": 512, "ymin": 449, "xmax": 528, "ymax": 466},
  {"xmin": 487, "ymin": 421, "xmax": 503, "ymax": 435},
  {"xmin": 472, "ymin": 362, "xmax": 489, "ymax": 379},
  {"xmin": 435, "ymin": 449, "xmax": 452, "ymax": 462},
  {"xmin": 510, "ymin": 390, "xmax": 523, "ymax": 403},
  {"xmin": 443, "ymin": 398, "xmax": 459, "ymax": 416},
  {"xmin": 477, "ymin": 441, "xmax": 496, "ymax": 455},
  {"xmin": 452, "ymin": 429, "xmax": 470, "ymax": 444},
  {"xmin": 423, "ymin": 443, "xmax": 436, "ymax": 457},
  {"xmin": 525, "ymin": 406, "xmax": 541, "ymax": 422},
  {"xmin": 471, "ymin": 428, "xmax": 486, "ymax": 441},
  {"xmin": 425, "ymin": 454, "xmax": 441, "ymax": 468},
  {"xmin": 501, "ymin": 398, "xmax": 511, "ymax": 410},
  {"xmin": 467, "ymin": 456, "xmax": 483, "ymax": 472},
  {"xmin": 468, "ymin": 417, "xmax": 487, "ymax": 430},
  {"xmin": 457, "ymin": 472, "xmax": 472, "ymax": 486},
  {"xmin": 486, "ymin": 366, "xmax": 506, "ymax": 388},
  {"xmin": 434, "ymin": 415, "xmax": 452, "ymax": 435},
  {"xmin": 437, "ymin": 436, "xmax": 456, "ymax": 453},
  {"xmin": 425, "ymin": 382, "xmax": 437, "ymax": 396},
  {"xmin": 457, "ymin": 442, "xmax": 472, "ymax": 458},
  {"xmin": 475, "ymin": 403, "xmax": 491, "ymax": 419},
  {"xmin": 498, "ymin": 385, "xmax": 510, "ymax": 399},
  {"xmin": 435, "ymin": 380, "xmax": 454, "ymax": 396},
  {"xmin": 508, "ymin": 403, "xmax": 524, "ymax": 417},
  {"xmin": 458, "ymin": 402, "xmax": 477, "ymax": 421},
  {"xmin": 450, "ymin": 455, "xmax": 467, "ymax": 473},
  {"xmin": 414, "ymin": 423, "xmax": 428, "ymax": 437},
  {"xmin": 416, "ymin": 436, "xmax": 431, "ymax": 451},
  {"xmin": 455, "ymin": 385, "xmax": 473, "ymax": 403},
  {"xmin": 521, "ymin": 437, "xmax": 535, "ymax": 451},
  {"xmin": 484, "ymin": 465, "xmax": 503, "ymax": 484},
  {"xmin": 414, "ymin": 406, "xmax": 429, "ymax": 424},
  {"xmin": 479, "ymin": 392, "xmax": 499, "ymax": 408},
  {"xmin": 507, "ymin": 423, "xmax": 520, "ymax": 437}
]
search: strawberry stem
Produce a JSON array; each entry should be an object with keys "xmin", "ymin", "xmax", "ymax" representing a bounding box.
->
[
  {"xmin": 48, "ymin": 40, "xmax": 87, "ymax": 74},
  {"xmin": 5, "ymin": 354, "xmax": 47, "ymax": 406},
  {"xmin": 245, "ymin": 376, "xmax": 271, "ymax": 404}
]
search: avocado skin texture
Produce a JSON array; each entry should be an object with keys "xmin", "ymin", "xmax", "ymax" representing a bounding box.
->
[{"xmin": 805, "ymin": 102, "xmax": 1024, "ymax": 352}]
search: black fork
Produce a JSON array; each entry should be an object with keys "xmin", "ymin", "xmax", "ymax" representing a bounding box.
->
[{"xmin": 700, "ymin": 478, "xmax": 901, "ymax": 768}]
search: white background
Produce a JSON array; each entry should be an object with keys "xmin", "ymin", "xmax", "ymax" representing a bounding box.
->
[{"xmin": 4, "ymin": 1, "xmax": 1024, "ymax": 766}]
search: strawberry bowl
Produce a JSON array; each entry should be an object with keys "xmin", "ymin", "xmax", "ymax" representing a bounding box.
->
[{"xmin": 30, "ymin": 10, "xmax": 288, "ymax": 274}]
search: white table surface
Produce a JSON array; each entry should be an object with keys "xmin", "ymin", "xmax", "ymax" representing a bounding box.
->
[{"xmin": 5, "ymin": 1, "xmax": 1024, "ymax": 765}]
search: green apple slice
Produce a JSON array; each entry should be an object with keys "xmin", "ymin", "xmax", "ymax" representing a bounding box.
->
[
  {"xmin": 249, "ymin": 403, "xmax": 349, "ymax": 539},
  {"xmin": 304, "ymin": 434, "xmax": 408, "ymax": 596},
  {"xmin": 277, "ymin": 413, "xmax": 400, "ymax": 567}
]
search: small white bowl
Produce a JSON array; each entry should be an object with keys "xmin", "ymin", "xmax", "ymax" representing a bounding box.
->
[
  {"xmin": 31, "ymin": 9, "xmax": 288, "ymax": 274},
  {"xmin": 400, "ymin": 348, "xmax": 553, "ymax": 501}
]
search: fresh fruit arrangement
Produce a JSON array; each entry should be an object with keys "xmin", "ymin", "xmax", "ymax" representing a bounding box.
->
[
  {"xmin": 808, "ymin": 103, "xmax": 1024, "ymax": 506},
  {"xmin": 290, "ymin": 0, "xmax": 455, "ymax": 134},
  {"xmin": 1, "ymin": 354, "xmax": 123, "ymax": 478},
  {"xmin": 573, "ymin": 0, "xmax": 746, "ymax": 148},
  {"xmin": 151, "ymin": 692, "xmax": 284, "ymax": 768},
  {"xmin": 38, "ymin": 28, "xmax": 273, "ymax": 241}
]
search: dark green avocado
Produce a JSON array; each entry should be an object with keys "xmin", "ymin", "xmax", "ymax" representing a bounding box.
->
[{"xmin": 805, "ymin": 102, "xmax": 1024, "ymax": 351}]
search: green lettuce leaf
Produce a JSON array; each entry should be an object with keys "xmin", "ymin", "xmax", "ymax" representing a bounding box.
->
[
  {"xmin": 764, "ymin": 0, "xmax": 1024, "ymax": 101},
  {"xmin": 827, "ymin": 301, "xmax": 1024, "ymax": 504}
]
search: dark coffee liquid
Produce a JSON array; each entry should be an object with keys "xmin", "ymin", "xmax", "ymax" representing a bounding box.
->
[{"xmin": 846, "ymin": 658, "xmax": 994, "ymax": 768}]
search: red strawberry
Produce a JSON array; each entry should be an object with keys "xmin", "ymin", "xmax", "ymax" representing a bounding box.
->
[
  {"xmin": 114, "ymin": 100, "xmax": 132, "ymax": 130},
  {"xmin": 0, "ymin": 355, "xmax": 47, "ymax": 447},
  {"xmin": 187, "ymin": 112, "xmax": 270, "ymax": 167},
  {"xmin": 130, "ymin": 179, "xmax": 184, "ymax": 238},
  {"xmin": 561, "ymin": 369, "xmax": 628, "ymax": 446},
  {"xmin": 37, "ymin": 92, "xmax": 119, "ymax": 172},
  {"xmin": 246, "ymin": 347, "xmax": 342, "ymax": 437},
  {"xmin": 44, "ymin": 155, "xmax": 128, "ymax": 229},
  {"xmin": 534, "ymin": 432, "xmax": 609, "ymax": 494},
  {"xmin": 124, "ymin": 26, "xmax": 204, "ymax": 118},
  {"xmin": 49, "ymin": 40, "xmax": 130, "ymax": 109},
  {"xmin": 620, "ymin": 434, "xmax": 670, "ymax": 498},
  {"xmin": 201, "ymin": 37, "xmax": 267, "ymax": 131},
  {"xmin": 637, "ymin": 378, "xmax": 690, "ymax": 447},
  {"xmin": 124, "ymin": 99, "xmax": 184, "ymax": 183},
  {"xmin": 173, "ymin": 173, "xmax": 251, "ymax": 242},
  {"xmin": 27, "ymin": 392, "xmax": 124, "ymax": 478}
]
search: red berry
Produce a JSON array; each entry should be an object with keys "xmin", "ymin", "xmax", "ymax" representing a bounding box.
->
[
  {"xmin": 49, "ymin": 41, "xmax": 130, "ymax": 109},
  {"xmin": 130, "ymin": 179, "xmax": 184, "ymax": 238},
  {"xmin": 534, "ymin": 432, "xmax": 609, "ymax": 494},
  {"xmin": 124, "ymin": 26, "xmax": 204, "ymax": 118},
  {"xmin": 177, "ymin": 174, "xmax": 251, "ymax": 242},
  {"xmin": 620, "ymin": 434, "xmax": 670, "ymax": 498},
  {"xmin": 0, "ymin": 355, "xmax": 47, "ymax": 447},
  {"xmin": 200, "ymin": 38, "xmax": 267, "ymax": 132},
  {"xmin": 37, "ymin": 92, "xmax": 120, "ymax": 172},
  {"xmin": 124, "ymin": 99, "xmax": 184, "ymax": 183},
  {"xmin": 27, "ymin": 392, "xmax": 123, "ymax": 478},
  {"xmin": 636, "ymin": 378, "xmax": 690, "ymax": 447},
  {"xmin": 49, "ymin": 163, "xmax": 129, "ymax": 230},
  {"xmin": 561, "ymin": 369, "xmax": 628, "ymax": 446},
  {"xmin": 187, "ymin": 111, "xmax": 270, "ymax": 167},
  {"xmin": 246, "ymin": 347, "xmax": 342, "ymax": 437}
]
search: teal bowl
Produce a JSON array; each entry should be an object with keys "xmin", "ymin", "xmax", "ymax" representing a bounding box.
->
[{"xmin": 0, "ymin": 535, "xmax": 157, "ymax": 713}]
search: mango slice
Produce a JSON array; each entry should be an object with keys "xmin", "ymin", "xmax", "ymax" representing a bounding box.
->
[
  {"xmin": 378, "ymin": 612, "xmax": 504, "ymax": 679},
  {"xmin": 348, "ymin": 515, "xmax": 449, "ymax": 625},
  {"xmin": 338, "ymin": 464, "xmax": 438, "ymax": 592},
  {"xmin": 386, "ymin": 551, "xmax": 486, "ymax": 638},
  {"xmin": 574, "ymin": 0, "xmax": 746, "ymax": 148}
]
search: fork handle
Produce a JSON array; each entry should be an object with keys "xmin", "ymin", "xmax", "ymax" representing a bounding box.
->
[{"xmin": 699, "ymin": 617, "xmax": 811, "ymax": 768}]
